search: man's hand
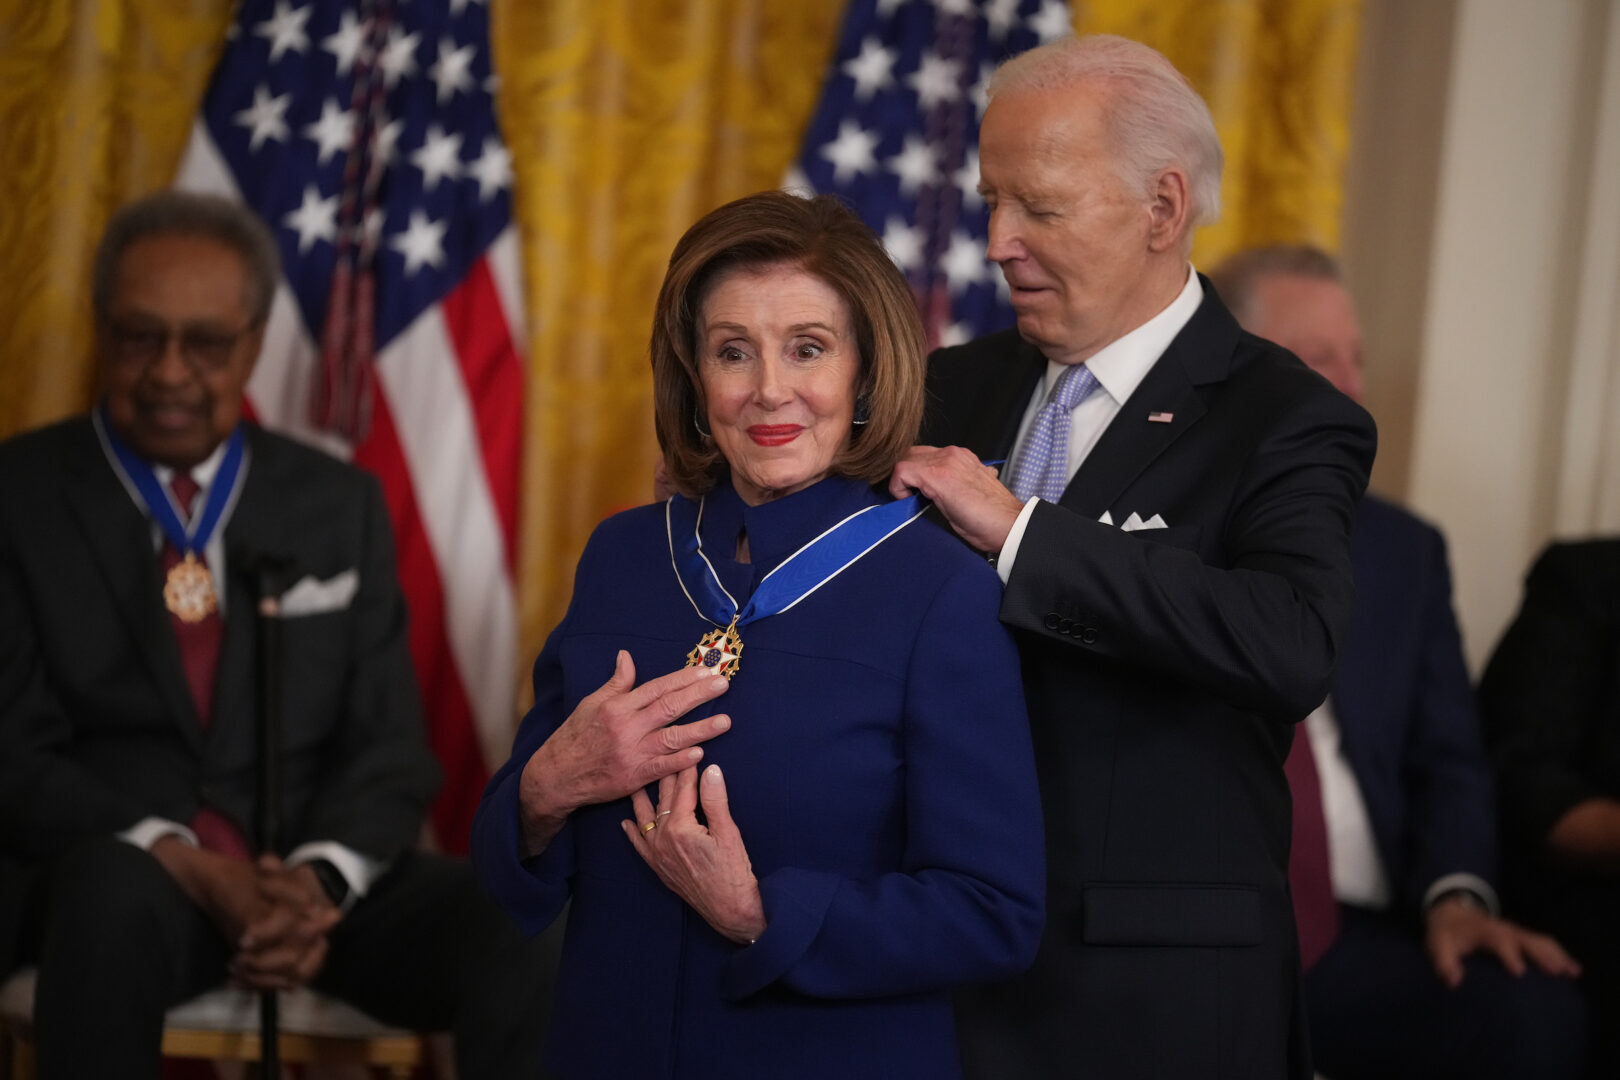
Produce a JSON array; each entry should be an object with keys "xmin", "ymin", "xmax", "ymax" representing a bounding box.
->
[
  {"xmin": 889, "ymin": 445, "xmax": 1025, "ymax": 554},
  {"xmin": 230, "ymin": 855, "xmax": 342, "ymax": 991},
  {"xmin": 1425, "ymin": 896, "xmax": 1582, "ymax": 988},
  {"xmin": 150, "ymin": 835, "xmax": 270, "ymax": 942},
  {"xmin": 519, "ymin": 651, "xmax": 733, "ymax": 856}
]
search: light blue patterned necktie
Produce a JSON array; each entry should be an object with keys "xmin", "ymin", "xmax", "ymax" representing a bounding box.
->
[{"xmin": 1004, "ymin": 363, "xmax": 1101, "ymax": 502}]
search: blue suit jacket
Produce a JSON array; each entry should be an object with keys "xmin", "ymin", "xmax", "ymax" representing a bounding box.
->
[
  {"xmin": 473, "ymin": 475, "xmax": 1045, "ymax": 1079},
  {"xmin": 1333, "ymin": 494, "xmax": 1496, "ymax": 910}
]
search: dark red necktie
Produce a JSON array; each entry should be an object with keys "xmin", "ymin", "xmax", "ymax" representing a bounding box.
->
[
  {"xmin": 1285, "ymin": 724, "xmax": 1340, "ymax": 969},
  {"xmin": 164, "ymin": 473, "xmax": 250, "ymax": 859}
]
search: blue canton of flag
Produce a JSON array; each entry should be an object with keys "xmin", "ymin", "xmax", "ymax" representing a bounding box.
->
[
  {"xmin": 789, "ymin": 0, "xmax": 1072, "ymax": 348},
  {"xmin": 198, "ymin": 0, "xmax": 514, "ymax": 434}
]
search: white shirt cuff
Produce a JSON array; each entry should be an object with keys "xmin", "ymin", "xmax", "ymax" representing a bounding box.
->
[
  {"xmin": 995, "ymin": 497, "xmax": 1042, "ymax": 585},
  {"xmin": 1423, "ymin": 873, "xmax": 1500, "ymax": 917},
  {"xmin": 118, "ymin": 817, "xmax": 199, "ymax": 851},
  {"xmin": 286, "ymin": 841, "xmax": 383, "ymax": 913}
]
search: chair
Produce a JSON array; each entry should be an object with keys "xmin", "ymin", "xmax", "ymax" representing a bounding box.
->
[{"xmin": 0, "ymin": 968, "xmax": 424, "ymax": 1079}]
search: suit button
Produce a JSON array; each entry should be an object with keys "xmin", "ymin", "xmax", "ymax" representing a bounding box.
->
[
  {"xmin": 1080, "ymin": 627, "xmax": 1098, "ymax": 645},
  {"xmin": 1044, "ymin": 613, "xmax": 1061, "ymax": 630},
  {"xmin": 1056, "ymin": 617, "xmax": 1074, "ymax": 634}
]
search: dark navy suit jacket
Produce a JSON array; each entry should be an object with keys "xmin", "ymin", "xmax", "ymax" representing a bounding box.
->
[
  {"xmin": 1333, "ymin": 494, "xmax": 1497, "ymax": 911},
  {"xmin": 473, "ymin": 475, "xmax": 1045, "ymax": 1080}
]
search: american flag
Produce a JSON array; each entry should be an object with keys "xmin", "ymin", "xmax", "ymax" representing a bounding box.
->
[
  {"xmin": 175, "ymin": 0, "xmax": 523, "ymax": 852},
  {"xmin": 788, "ymin": 0, "xmax": 1072, "ymax": 347}
]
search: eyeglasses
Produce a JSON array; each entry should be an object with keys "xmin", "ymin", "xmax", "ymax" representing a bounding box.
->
[{"xmin": 103, "ymin": 318, "xmax": 259, "ymax": 372}]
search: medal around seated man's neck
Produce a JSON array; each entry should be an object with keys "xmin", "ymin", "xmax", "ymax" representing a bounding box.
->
[
  {"xmin": 164, "ymin": 552, "xmax": 218, "ymax": 623},
  {"xmin": 666, "ymin": 489, "xmax": 928, "ymax": 682},
  {"xmin": 92, "ymin": 407, "xmax": 247, "ymax": 628}
]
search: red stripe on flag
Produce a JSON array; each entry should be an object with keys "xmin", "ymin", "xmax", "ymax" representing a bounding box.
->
[
  {"xmin": 352, "ymin": 395, "xmax": 491, "ymax": 852},
  {"xmin": 438, "ymin": 257, "xmax": 523, "ymax": 571}
]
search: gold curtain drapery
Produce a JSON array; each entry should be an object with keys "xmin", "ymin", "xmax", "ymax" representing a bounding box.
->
[{"xmin": 0, "ymin": 0, "xmax": 1360, "ymax": 696}]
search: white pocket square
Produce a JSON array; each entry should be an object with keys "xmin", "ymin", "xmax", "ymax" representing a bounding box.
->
[
  {"xmin": 1120, "ymin": 512, "xmax": 1168, "ymax": 532},
  {"xmin": 278, "ymin": 569, "xmax": 359, "ymax": 617}
]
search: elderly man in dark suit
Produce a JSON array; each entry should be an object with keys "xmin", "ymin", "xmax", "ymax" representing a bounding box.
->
[
  {"xmin": 0, "ymin": 190, "xmax": 546, "ymax": 1078},
  {"xmin": 890, "ymin": 35, "xmax": 1376, "ymax": 1079},
  {"xmin": 1213, "ymin": 244, "xmax": 1586, "ymax": 1080}
]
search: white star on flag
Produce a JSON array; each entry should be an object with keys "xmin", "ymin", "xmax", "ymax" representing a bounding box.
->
[
  {"xmin": 234, "ymin": 84, "xmax": 292, "ymax": 151},
  {"xmin": 467, "ymin": 136, "xmax": 514, "ymax": 201},
  {"xmin": 882, "ymin": 217, "xmax": 925, "ymax": 273},
  {"xmin": 955, "ymin": 149, "xmax": 982, "ymax": 209},
  {"xmin": 1031, "ymin": 1, "xmax": 1073, "ymax": 42},
  {"xmin": 970, "ymin": 62, "xmax": 994, "ymax": 117},
  {"xmin": 842, "ymin": 38, "xmax": 895, "ymax": 101},
  {"xmin": 303, "ymin": 98, "xmax": 355, "ymax": 165},
  {"xmin": 380, "ymin": 26, "xmax": 421, "ymax": 88},
  {"xmin": 985, "ymin": 0, "xmax": 1022, "ymax": 41},
  {"xmin": 390, "ymin": 209, "xmax": 447, "ymax": 274},
  {"xmin": 907, "ymin": 52, "xmax": 963, "ymax": 110},
  {"xmin": 887, "ymin": 135, "xmax": 939, "ymax": 196},
  {"xmin": 430, "ymin": 37, "xmax": 477, "ymax": 103},
  {"xmin": 410, "ymin": 124, "xmax": 464, "ymax": 191},
  {"xmin": 820, "ymin": 119, "xmax": 880, "ymax": 183},
  {"xmin": 941, "ymin": 230, "xmax": 989, "ymax": 293},
  {"xmin": 322, "ymin": 9, "xmax": 367, "ymax": 75},
  {"xmin": 282, "ymin": 184, "xmax": 338, "ymax": 253},
  {"xmin": 255, "ymin": 1, "xmax": 312, "ymax": 63}
]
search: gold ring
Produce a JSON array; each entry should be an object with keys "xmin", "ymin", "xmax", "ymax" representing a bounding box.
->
[{"xmin": 640, "ymin": 820, "xmax": 657, "ymax": 834}]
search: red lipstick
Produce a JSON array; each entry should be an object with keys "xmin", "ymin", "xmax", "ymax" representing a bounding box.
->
[{"xmin": 747, "ymin": 425, "xmax": 802, "ymax": 446}]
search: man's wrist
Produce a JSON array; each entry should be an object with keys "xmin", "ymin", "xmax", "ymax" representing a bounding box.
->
[
  {"xmin": 306, "ymin": 858, "xmax": 350, "ymax": 908},
  {"xmin": 1422, "ymin": 873, "xmax": 1500, "ymax": 917},
  {"xmin": 1429, "ymin": 887, "xmax": 1490, "ymax": 915}
]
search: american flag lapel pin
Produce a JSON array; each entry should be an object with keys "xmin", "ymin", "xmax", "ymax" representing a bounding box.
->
[{"xmin": 1147, "ymin": 411, "xmax": 1174, "ymax": 423}]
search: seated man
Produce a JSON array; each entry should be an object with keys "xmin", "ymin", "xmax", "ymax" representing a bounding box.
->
[
  {"xmin": 1211, "ymin": 245, "xmax": 1586, "ymax": 1080},
  {"xmin": 0, "ymin": 190, "xmax": 547, "ymax": 1078},
  {"xmin": 1481, "ymin": 538, "xmax": 1620, "ymax": 1079}
]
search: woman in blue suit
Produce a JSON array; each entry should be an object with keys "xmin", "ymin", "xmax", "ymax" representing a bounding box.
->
[{"xmin": 472, "ymin": 191, "xmax": 1044, "ymax": 1078}]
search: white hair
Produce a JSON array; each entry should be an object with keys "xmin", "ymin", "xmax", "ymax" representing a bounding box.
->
[{"xmin": 988, "ymin": 34, "xmax": 1224, "ymax": 233}]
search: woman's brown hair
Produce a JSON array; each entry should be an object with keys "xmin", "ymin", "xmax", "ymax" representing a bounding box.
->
[{"xmin": 651, "ymin": 191, "xmax": 927, "ymax": 498}]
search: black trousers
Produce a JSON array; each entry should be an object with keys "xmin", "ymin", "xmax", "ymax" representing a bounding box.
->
[
  {"xmin": 1305, "ymin": 903, "xmax": 1589, "ymax": 1080},
  {"xmin": 15, "ymin": 836, "xmax": 559, "ymax": 1079}
]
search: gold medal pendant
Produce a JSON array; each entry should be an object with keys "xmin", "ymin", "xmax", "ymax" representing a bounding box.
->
[
  {"xmin": 164, "ymin": 552, "xmax": 218, "ymax": 624},
  {"xmin": 685, "ymin": 616, "xmax": 744, "ymax": 680}
]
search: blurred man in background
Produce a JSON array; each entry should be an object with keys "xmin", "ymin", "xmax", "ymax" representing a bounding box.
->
[{"xmin": 1213, "ymin": 244, "xmax": 1586, "ymax": 1079}]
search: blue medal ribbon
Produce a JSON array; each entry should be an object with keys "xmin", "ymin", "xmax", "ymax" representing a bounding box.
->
[
  {"xmin": 95, "ymin": 404, "xmax": 246, "ymax": 556},
  {"xmin": 666, "ymin": 489, "xmax": 926, "ymax": 632}
]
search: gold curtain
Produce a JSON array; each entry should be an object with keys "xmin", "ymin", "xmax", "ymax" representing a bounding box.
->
[{"xmin": 0, "ymin": 0, "xmax": 1359, "ymax": 671}]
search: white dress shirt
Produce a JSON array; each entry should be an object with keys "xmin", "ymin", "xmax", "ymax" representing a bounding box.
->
[
  {"xmin": 997, "ymin": 266, "xmax": 1203, "ymax": 583},
  {"xmin": 1306, "ymin": 697, "xmax": 1500, "ymax": 915}
]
